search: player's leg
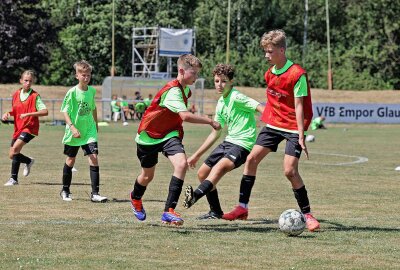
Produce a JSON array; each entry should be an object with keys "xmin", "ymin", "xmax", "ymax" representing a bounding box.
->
[
  {"xmin": 5, "ymin": 134, "xmax": 34, "ymax": 186},
  {"xmin": 130, "ymin": 143, "xmax": 159, "ymax": 221},
  {"xmin": 224, "ymin": 127, "xmax": 278, "ymax": 220},
  {"xmin": 60, "ymin": 145, "xmax": 79, "ymax": 201},
  {"xmin": 161, "ymin": 138, "xmax": 187, "ymax": 225},
  {"xmin": 82, "ymin": 142, "xmax": 107, "ymax": 202},
  {"xmin": 184, "ymin": 158, "xmax": 235, "ymax": 209},
  {"xmin": 284, "ymin": 134, "xmax": 320, "ymax": 231}
]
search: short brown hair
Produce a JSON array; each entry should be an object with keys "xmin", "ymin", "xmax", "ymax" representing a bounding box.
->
[
  {"xmin": 260, "ymin": 29, "xmax": 286, "ymax": 49},
  {"xmin": 177, "ymin": 54, "xmax": 202, "ymax": 70},
  {"xmin": 212, "ymin": 64, "xmax": 235, "ymax": 80},
  {"xmin": 73, "ymin": 60, "xmax": 93, "ymax": 73}
]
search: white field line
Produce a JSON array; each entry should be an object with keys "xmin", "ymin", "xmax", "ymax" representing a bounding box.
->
[{"xmin": 306, "ymin": 152, "xmax": 368, "ymax": 166}]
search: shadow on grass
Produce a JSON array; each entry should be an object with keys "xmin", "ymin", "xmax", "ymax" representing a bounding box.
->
[
  {"xmin": 111, "ymin": 198, "xmax": 165, "ymax": 203},
  {"xmin": 321, "ymin": 219, "xmax": 400, "ymax": 232},
  {"xmin": 31, "ymin": 182, "xmax": 91, "ymax": 186},
  {"xmin": 144, "ymin": 218, "xmax": 317, "ymax": 237}
]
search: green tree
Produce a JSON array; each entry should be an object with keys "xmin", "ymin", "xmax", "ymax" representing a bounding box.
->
[{"xmin": 0, "ymin": 0, "xmax": 54, "ymax": 83}]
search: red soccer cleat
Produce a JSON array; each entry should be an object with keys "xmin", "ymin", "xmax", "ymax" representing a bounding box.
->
[
  {"xmin": 222, "ymin": 205, "xmax": 248, "ymax": 221},
  {"xmin": 304, "ymin": 213, "xmax": 320, "ymax": 232}
]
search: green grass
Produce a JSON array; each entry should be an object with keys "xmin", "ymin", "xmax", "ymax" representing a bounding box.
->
[{"xmin": 0, "ymin": 122, "xmax": 399, "ymax": 269}]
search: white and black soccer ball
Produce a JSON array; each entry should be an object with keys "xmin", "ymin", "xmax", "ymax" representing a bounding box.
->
[
  {"xmin": 278, "ymin": 209, "xmax": 306, "ymax": 236},
  {"xmin": 305, "ymin": 134, "xmax": 315, "ymax": 142}
]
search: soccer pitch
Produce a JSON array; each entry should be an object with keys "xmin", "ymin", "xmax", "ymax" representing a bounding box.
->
[{"xmin": 0, "ymin": 122, "xmax": 399, "ymax": 269}]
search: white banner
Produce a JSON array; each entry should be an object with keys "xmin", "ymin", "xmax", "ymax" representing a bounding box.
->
[
  {"xmin": 313, "ymin": 103, "xmax": 400, "ymax": 123},
  {"xmin": 159, "ymin": 28, "xmax": 193, "ymax": 57}
]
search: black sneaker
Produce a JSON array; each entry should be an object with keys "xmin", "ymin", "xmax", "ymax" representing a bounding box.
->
[
  {"xmin": 183, "ymin": 185, "xmax": 195, "ymax": 209},
  {"xmin": 196, "ymin": 211, "xmax": 223, "ymax": 220}
]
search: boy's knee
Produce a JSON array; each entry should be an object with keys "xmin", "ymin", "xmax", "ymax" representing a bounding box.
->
[
  {"xmin": 175, "ymin": 160, "xmax": 188, "ymax": 172},
  {"xmin": 9, "ymin": 148, "xmax": 19, "ymax": 159},
  {"xmin": 284, "ymin": 168, "xmax": 297, "ymax": 179}
]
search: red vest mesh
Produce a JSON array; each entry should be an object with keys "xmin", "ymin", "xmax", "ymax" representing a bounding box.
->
[
  {"xmin": 137, "ymin": 79, "xmax": 191, "ymax": 139},
  {"xmin": 12, "ymin": 89, "xmax": 40, "ymax": 139},
  {"xmin": 261, "ymin": 64, "xmax": 313, "ymax": 131}
]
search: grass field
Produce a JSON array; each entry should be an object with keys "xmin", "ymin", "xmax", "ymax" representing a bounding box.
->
[{"xmin": 0, "ymin": 121, "xmax": 399, "ymax": 269}]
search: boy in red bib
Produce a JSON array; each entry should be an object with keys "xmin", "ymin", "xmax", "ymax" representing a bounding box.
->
[
  {"xmin": 223, "ymin": 30, "xmax": 320, "ymax": 232},
  {"xmin": 129, "ymin": 54, "xmax": 221, "ymax": 226},
  {"xmin": 2, "ymin": 70, "xmax": 48, "ymax": 186}
]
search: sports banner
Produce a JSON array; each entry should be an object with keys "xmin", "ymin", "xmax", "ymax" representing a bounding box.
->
[
  {"xmin": 159, "ymin": 28, "xmax": 193, "ymax": 57},
  {"xmin": 313, "ymin": 103, "xmax": 400, "ymax": 123}
]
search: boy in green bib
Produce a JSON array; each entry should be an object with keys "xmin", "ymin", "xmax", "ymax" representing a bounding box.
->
[
  {"xmin": 60, "ymin": 60, "xmax": 107, "ymax": 203},
  {"xmin": 183, "ymin": 64, "xmax": 264, "ymax": 218}
]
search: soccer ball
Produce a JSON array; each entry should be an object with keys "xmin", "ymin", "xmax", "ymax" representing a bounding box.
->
[
  {"xmin": 278, "ymin": 209, "xmax": 306, "ymax": 236},
  {"xmin": 305, "ymin": 134, "xmax": 315, "ymax": 142}
]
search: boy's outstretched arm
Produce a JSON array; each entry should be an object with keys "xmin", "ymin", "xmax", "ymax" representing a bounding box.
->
[
  {"xmin": 178, "ymin": 111, "xmax": 221, "ymax": 130},
  {"xmin": 187, "ymin": 128, "xmax": 222, "ymax": 169}
]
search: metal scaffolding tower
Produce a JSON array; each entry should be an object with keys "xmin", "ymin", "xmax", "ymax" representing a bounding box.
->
[{"xmin": 131, "ymin": 27, "xmax": 159, "ymax": 77}]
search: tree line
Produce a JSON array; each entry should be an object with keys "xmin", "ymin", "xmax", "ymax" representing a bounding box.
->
[{"xmin": 0, "ymin": 0, "xmax": 399, "ymax": 90}]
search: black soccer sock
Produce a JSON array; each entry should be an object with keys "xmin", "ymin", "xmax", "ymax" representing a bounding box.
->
[
  {"xmin": 193, "ymin": 180, "xmax": 214, "ymax": 202},
  {"xmin": 131, "ymin": 179, "xmax": 147, "ymax": 200},
  {"xmin": 11, "ymin": 154, "xmax": 21, "ymax": 181},
  {"xmin": 239, "ymin": 175, "xmax": 256, "ymax": 204},
  {"xmin": 164, "ymin": 176, "xmax": 183, "ymax": 211},
  {"xmin": 15, "ymin": 153, "xmax": 31, "ymax": 164},
  {"xmin": 90, "ymin": 166, "xmax": 100, "ymax": 195},
  {"xmin": 293, "ymin": 185, "xmax": 311, "ymax": 214},
  {"xmin": 62, "ymin": 163, "xmax": 73, "ymax": 192},
  {"xmin": 206, "ymin": 188, "xmax": 223, "ymax": 215}
]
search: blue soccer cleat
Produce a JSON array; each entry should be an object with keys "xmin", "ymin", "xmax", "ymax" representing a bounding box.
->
[
  {"xmin": 130, "ymin": 194, "xmax": 146, "ymax": 221},
  {"xmin": 161, "ymin": 208, "xmax": 184, "ymax": 226}
]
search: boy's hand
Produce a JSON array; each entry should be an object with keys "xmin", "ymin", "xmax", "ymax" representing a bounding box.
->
[
  {"xmin": 187, "ymin": 155, "xmax": 199, "ymax": 169},
  {"xmin": 210, "ymin": 120, "xmax": 221, "ymax": 130},
  {"xmin": 20, "ymin": 113, "xmax": 28, "ymax": 119},
  {"xmin": 71, "ymin": 126, "xmax": 81, "ymax": 138},
  {"xmin": 299, "ymin": 135, "xmax": 309, "ymax": 159},
  {"xmin": 2, "ymin": 112, "xmax": 10, "ymax": 121}
]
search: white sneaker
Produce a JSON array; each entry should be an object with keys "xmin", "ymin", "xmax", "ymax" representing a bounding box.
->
[
  {"xmin": 60, "ymin": 190, "xmax": 72, "ymax": 201},
  {"xmin": 4, "ymin": 178, "xmax": 18, "ymax": 186},
  {"xmin": 123, "ymin": 121, "xmax": 129, "ymax": 126},
  {"xmin": 91, "ymin": 193, "xmax": 108, "ymax": 203},
  {"xmin": 23, "ymin": 158, "xmax": 35, "ymax": 177}
]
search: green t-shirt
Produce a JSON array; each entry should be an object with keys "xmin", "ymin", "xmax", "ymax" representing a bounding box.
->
[
  {"xmin": 61, "ymin": 85, "xmax": 98, "ymax": 146},
  {"xmin": 135, "ymin": 102, "xmax": 146, "ymax": 113},
  {"xmin": 135, "ymin": 86, "xmax": 190, "ymax": 145},
  {"xmin": 311, "ymin": 117, "xmax": 324, "ymax": 130},
  {"xmin": 215, "ymin": 88, "xmax": 260, "ymax": 151},
  {"xmin": 110, "ymin": 100, "xmax": 120, "ymax": 112},
  {"xmin": 271, "ymin": 59, "xmax": 308, "ymax": 97},
  {"xmin": 143, "ymin": 97, "xmax": 152, "ymax": 107},
  {"xmin": 20, "ymin": 89, "xmax": 47, "ymax": 111}
]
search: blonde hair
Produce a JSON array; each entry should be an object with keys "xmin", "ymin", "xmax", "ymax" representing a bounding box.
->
[
  {"xmin": 177, "ymin": 54, "xmax": 202, "ymax": 70},
  {"xmin": 260, "ymin": 29, "xmax": 287, "ymax": 49},
  {"xmin": 73, "ymin": 60, "xmax": 93, "ymax": 73},
  {"xmin": 20, "ymin": 70, "xmax": 36, "ymax": 83}
]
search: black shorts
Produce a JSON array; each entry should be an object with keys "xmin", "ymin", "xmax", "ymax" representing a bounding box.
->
[
  {"xmin": 255, "ymin": 127, "xmax": 302, "ymax": 158},
  {"xmin": 64, "ymin": 142, "xmax": 99, "ymax": 157},
  {"xmin": 11, "ymin": 132, "xmax": 35, "ymax": 146},
  {"xmin": 204, "ymin": 141, "xmax": 250, "ymax": 169},
  {"xmin": 137, "ymin": 137, "xmax": 185, "ymax": 168}
]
